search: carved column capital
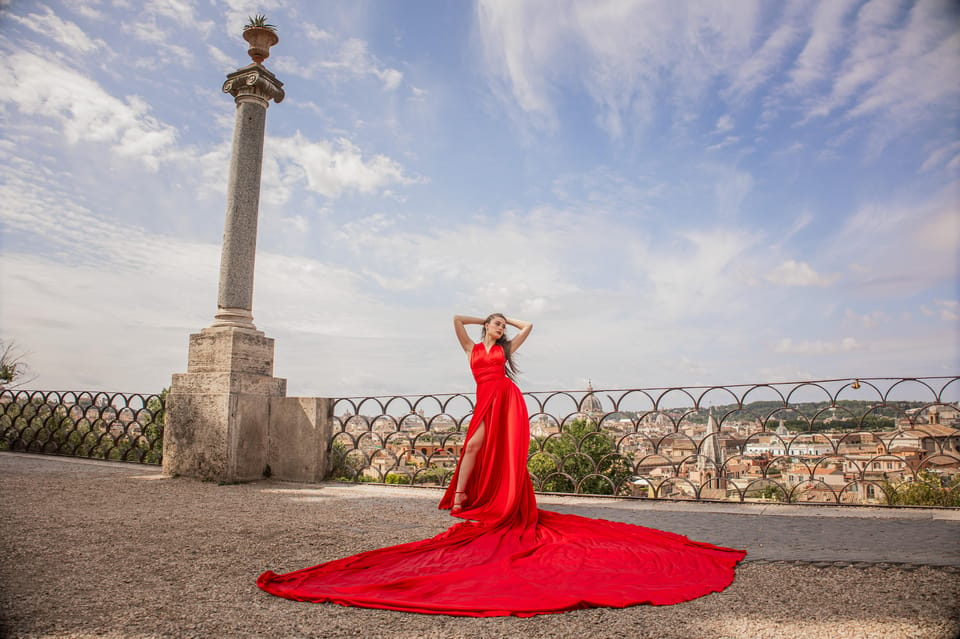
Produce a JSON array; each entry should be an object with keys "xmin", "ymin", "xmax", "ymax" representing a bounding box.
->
[{"xmin": 222, "ymin": 64, "xmax": 285, "ymax": 105}]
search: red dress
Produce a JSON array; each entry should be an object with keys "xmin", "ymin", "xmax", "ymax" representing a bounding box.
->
[{"xmin": 257, "ymin": 343, "xmax": 746, "ymax": 617}]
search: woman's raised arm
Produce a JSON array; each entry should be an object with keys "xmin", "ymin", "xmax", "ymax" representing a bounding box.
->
[
  {"xmin": 504, "ymin": 317, "xmax": 533, "ymax": 354},
  {"xmin": 453, "ymin": 315, "xmax": 483, "ymax": 354}
]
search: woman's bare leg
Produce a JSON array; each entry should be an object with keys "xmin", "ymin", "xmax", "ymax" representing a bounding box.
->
[{"xmin": 453, "ymin": 423, "xmax": 485, "ymax": 507}]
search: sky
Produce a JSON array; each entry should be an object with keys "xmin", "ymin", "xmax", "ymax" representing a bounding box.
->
[{"xmin": 0, "ymin": 0, "xmax": 958, "ymax": 398}]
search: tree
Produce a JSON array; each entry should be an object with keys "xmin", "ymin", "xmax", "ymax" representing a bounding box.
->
[
  {"xmin": 882, "ymin": 471, "xmax": 960, "ymax": 507},
  {"xmin": 384, "ymin": 472, "xmax": 411, "ymax": 484},
  {"xmin": 330, "ymin": 439, "xmax": 362, "ymax": 480},
  {"xmin": 528, "ymin": 418, "xmax": 632, "ymax": 495},
  {"xmin": 752, "ymin": 483, "xmax": 789, "ymax": 502},
  {"xmin": 0, "ymin": 340, "xmax": 36, "ymax": 390}
]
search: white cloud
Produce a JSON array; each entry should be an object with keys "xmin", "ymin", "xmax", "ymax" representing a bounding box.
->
[
  {"xmin": 264, "ymin": 132, "xmax": 422, "ymax": 200},
  {"xmin": 1, "ymin": 253, "xmax": 210, "ymax": 391},
  {"xmin": 207, "ymin": 43, "xmax": 235, "ymax": 70},
  {"xmin": 378, "ymin": 68, "xmax": 403, "ymax": 91},
  {"xmin": 713, "ymin": 168, "xmax": 754, "ymax": 218},
  {"xmin": 785, "ymin": 0, "xmax": 859, "ymax": 94},
  {"xmin": 844, "ymin": 309, "xmax": 887, "ymax": 329},
  {"xmin": 0, "ymin": 52, "xmax": 178, "ymax": 170},
  {"xmin": 713, "ymin": 115, "xmax": 734, "ymax": 135},
  {"xmin": 706, "ymin": 136, "xmax": 740, "ymax": 152},
  {"xmin": 644, "ymin": 227, "xmax": 759, "ymax": 317},
  {"xmin": 803, "ymin": 1, "xmax": 959, "ymax": 156},
  {"xmin": 827, "ymin": 187, "xmax": 960, "ymax": 296},
  {"xmin": 8, "ymin": 6, "xmax": 106, "ymax": 53},
  {"xmin": 303, "ymin": 23, "xmax": 333, "ymax": 41},
  {"xmin": 920, "ymin": 140, "xmax": 960, "ymax": 173},
  {"xmin": 310, "ymin": 205, "xmax": 757, "ymax": 334},
  {"xmin": 549, "ymin": 166, "xmax": 665, "ymax": 215},
  {"xmin": 474, "ymin": 0, "xmax": 558, "ymax": 129},
  {"xmin": 802, "ymin": 0, "xmax": 903, "ymax": 121},
  {"xmin": 70, "ymin": 2, "xmax": 105, "ymax": 21},
  {"xmin": 330, "ymin": 208, "xmax": 584, "ymax": 309},
  {"xmin": 923, "ymin": 300, "xmax": 960, "ymax": 322},
  {"xmin": 281, "ymin": 214, "xmax": 309, "ymax": 234},
  {"xmin": 144, "ymin": 0, "xmax": 215, "ymax": 34},
  {"xmin": 849, "ymin": 4, "xmax": 959, "ymax": 121},
  {"xmin": 271, "ymin": 36, "xmax": 404, "ymax": 91},
  {"xmin": 767, "ymin": 260, "xmax": 838, "ymax": 287},
  {"xmin": 726, "ymin": 19, "xmax": 802, "ymax": 102},
  {"xmin": 122, "ymin": 16, "xmax": 194, "ymax": 63},
  {"xmin": 476, "ymin": 0, "xmax": 957, "ymax": 155},
  {"xmin": 783, "ymin": 211, "xmax": 813, "ymax": 240},
  {"xmin": 773, "ymin": 337, "xmax": 863, "ymax": 355},
  {"xmin": 911, "ymin": 202, "xmax": 960, "ymax": 255},
  {"xmin": 475, "ymin": 0, "xmax": 763, "ymax": 137}
]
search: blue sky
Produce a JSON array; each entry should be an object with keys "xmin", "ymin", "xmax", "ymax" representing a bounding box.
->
[{"xmin": 0, "ymin": 0, "xmax": 957, "ymax": 396}]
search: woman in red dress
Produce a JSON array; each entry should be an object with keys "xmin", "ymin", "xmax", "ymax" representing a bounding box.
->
[
  {"xmin": 438, "ymin": 313, "xmax": 537, "ymax": 525},
  {"xmin": 257, "ymin": 313, "xmax": 746, "ymax": 617}
]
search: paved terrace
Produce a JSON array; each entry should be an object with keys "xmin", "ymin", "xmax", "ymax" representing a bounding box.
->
[{"xmin": 1, "ymin": 452, "xmax": 958, "ymax": 639}]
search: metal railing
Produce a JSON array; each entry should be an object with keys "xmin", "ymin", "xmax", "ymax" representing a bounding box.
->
[
  {"xmin": 4, "ymin": 377, "xmax": 958, "ymax": 507},
  {"xmin": 0, "ymin": 390, "xmax": 165, "ymax": 464},
  {"xmin": 330, "ymin": 377, "xmax": 960, "ymax": 507}
]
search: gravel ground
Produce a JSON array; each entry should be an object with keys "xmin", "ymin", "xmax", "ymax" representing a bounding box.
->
[{"xmin": 1, "ymin": 453, "xmax": 958, "ymax": 639}]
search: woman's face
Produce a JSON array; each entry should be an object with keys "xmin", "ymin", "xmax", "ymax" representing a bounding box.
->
[{"xmin": 485, "ymin": 316, "xmax": 507, "ymax": 340}]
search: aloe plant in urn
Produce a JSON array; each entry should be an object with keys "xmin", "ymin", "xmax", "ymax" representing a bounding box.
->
[{"xmin": 242, "ymin": 14, "xmax": 278, "ymax": 64}]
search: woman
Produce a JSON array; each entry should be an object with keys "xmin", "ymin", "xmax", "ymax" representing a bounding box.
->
[
  {"xmin": 257, "ymin": 313, "xmax": 745, "ymax": 617},
  {"xmin": 438, "ymin": 314, "xmax": 537, "ymax": 524}
]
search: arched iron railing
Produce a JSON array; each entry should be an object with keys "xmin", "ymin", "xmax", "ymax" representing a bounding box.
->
[
  {"xmin": 3, "ymin": 377, "xmax": 957, "ymax": 507},
  {"xmin": 0, "ymin": 389, "xmax": 164, "ymax": 464},
  {"xmin": 330, "ymin": 377, "xmax": 960, "ymax": 507}
]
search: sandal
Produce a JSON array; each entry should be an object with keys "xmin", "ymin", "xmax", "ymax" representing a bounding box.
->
[{"xmin": 451, "ymin": 491, "xmax": 467, "ymax": 513}]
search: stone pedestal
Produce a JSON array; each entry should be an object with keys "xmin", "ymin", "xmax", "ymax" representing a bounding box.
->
[
  {"xmin": 267, "ymin": 397, "xmax": 333, "ymax": 482},
  {"xmin": 163, "ymin": 327, "xmax": 286, "ymax": 482}
]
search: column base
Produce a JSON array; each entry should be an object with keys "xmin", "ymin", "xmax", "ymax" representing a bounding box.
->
[
  {"xmin": 163, "ymin": 326, "xmax": 287, "ymax": 483},
  {"xmin": 211, "ymin": 307, "xmax": 257, "ymax": 330}
]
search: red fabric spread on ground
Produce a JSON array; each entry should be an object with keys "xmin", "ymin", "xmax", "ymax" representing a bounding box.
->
[{"xmin": 257, "ymin": 343, "xmax": 746, "ymax": 617}]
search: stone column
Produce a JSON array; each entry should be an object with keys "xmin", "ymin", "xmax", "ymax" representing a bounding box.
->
[
  {"xmin": 163, "ymin": 35, "xmax": 288, "ymax": 483},
  {"xmin": 213, "ymin": 65, "xmax": 284, "ymax": 330}
]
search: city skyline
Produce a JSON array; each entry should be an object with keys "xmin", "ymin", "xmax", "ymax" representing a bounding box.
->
[{"xmin": 1, "ymin": 0, "xmax": 958, "ymax": 396}]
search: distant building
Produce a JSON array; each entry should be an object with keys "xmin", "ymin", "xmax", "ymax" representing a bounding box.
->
[{"xmin": 580, "ymin": 380, "xmax": 604, "ymax": 420}]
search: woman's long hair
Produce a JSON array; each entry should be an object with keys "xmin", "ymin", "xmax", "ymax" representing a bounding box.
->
[{"xmin": 481, "ymin": 313, "xmax": 520, "ymax": 382}]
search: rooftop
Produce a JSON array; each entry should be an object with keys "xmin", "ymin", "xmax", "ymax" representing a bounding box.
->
[{"xmin": 1, "ymin": 451, "xmax": 958, "ymax": 639}]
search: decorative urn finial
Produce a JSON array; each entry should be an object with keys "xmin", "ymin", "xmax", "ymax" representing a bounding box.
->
[{"xmin": 242, "ymin": 14, "xmax": 279, "ymax": 64}]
